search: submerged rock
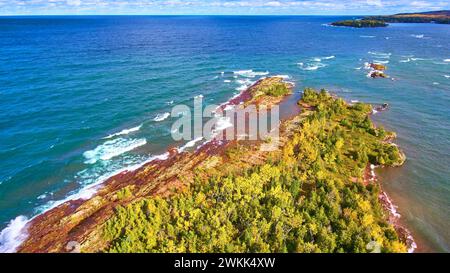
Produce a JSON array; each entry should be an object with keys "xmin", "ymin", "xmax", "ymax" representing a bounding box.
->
[{"xmin": 369, "ymin": 71, "xmax": 388, "ymax": 78}]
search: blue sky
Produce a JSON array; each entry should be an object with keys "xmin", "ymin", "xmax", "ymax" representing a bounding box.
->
[{"xmin": 0, "ymin": 0, "xmax": 449, "ymax": 15}]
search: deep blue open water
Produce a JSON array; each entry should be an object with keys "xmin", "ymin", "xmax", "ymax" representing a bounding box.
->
[{"xmin": 0, "ymin": 16, "xmax": 449, "ymax": 252}]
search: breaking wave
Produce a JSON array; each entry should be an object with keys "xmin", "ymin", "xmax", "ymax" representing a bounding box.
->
[
  {"xmin": 153, "ymin": 112, "xmax": 170, "ymax": 122},
  {"xmin": 103, "ymin": 124, "xmax": 142, "ymax": 139},
  {"xmin": 233, "ymin": 69, "xmax": 269, "ymax": 78},
  {"xmin": 83, "ymin": 138, "xmax": 147, "ymax": 164},
  {"xmin": 0, "ymin": 216, "xmax": 29, "ymax": 253}
]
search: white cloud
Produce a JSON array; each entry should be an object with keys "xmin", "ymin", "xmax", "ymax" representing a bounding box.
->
[
  {"xmin": 264, "ymin": 1, "xmax": 282, "ymax": 7},
  {"xmin": 367, "ymin": 0, "xmax": 383, "ymax": 7},
  {"xmin": 66, "ymin": 0, "xmax": 81, "ymax": 6}
]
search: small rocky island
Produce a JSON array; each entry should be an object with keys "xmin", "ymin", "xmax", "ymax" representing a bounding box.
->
[
  {"xmin": 331, "ymin": 19, "xmax": 388, "ymax": 28},
  {"xmin": 366, "ymin": 63, "xmax": 389, "ymax": 79}
]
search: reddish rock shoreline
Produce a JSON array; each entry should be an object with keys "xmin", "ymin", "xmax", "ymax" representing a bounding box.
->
[
  {"xmin": 16, "ymin": 77, "xmax": 294, "ymax": 253},
  {"xmin": 11, "ymin": 78, "xmax": 415, "ymax": 253}
]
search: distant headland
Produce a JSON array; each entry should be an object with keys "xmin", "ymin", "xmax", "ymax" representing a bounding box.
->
[{"xmin": 331, "ymin": 10, "xmax": 450, "ymax": 28}]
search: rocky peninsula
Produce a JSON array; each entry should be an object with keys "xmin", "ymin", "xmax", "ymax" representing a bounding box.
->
[{"xmin": 13, "ymin": 77, "xmax": 414, "ymax": 253}]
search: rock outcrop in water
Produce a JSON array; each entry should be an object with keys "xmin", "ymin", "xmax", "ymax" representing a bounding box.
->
[{"xmin": 366, "ymin": 63, "xmax": 389, "ymax": 79}]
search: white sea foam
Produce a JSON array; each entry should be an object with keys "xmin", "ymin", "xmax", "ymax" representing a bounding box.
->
[
  {"xmin": 83, "ymin": 138, "xmax": 147, "ymax": 164},
  {"xmin": 43, "ymin": 152, "xmax": 169, "ymax": 212},
  {"xmin": 224, "ymin": 104, "xmax": 235, "ymax": 111},
  {"xmin": 233, "ymin": 70, "xmax": 269, "ymax": 78},
  {"xmin": 312, "ymin": 56, "xmax": 334, "ymax": 62},
  {"xmin": 298, "ymin": 62, "xmax": 326, "ymax": 71},
  {"xmin": 166, "ymin": 100, "xmax": 174, "ymax": 105},
  {"xmin": 381, "ymin": 192, "xmax": 401, "ymax": 218},
  {"xmin": 444, "ymin": 75, "xmax": 450, "ymax": 78},
  {"xmin": 368, "ymin": 51, "xmax": 391, "ymax": 59},
  {"xmin": 444, "ymin": 59, "xmax": 450, "ymax": 62},
  {"xmin": 374, "ymin": 60, "xmax": 389, "ymax": 64},
  {"xmin": 103, "ymin": 124, "xmax": 142, "ymax": 139},
  {"xmin": 1, "ymin": 140, "xmax": 173, "ymax": 252},
  {"xmin": 411, "ymin": 34, "xmax": 424, "ymax": 39},
  {"xmin": 178, "ymin": 137, "xmax": 204, "ymax": 153},
  {"xmin": 215, "ymin": 117, "xmax": 233, "ymax": 131},
  {"xmin": 153, "ymin": 112, "xmax": 170, "ymax": 122},
  {"xmin": 235, "ymin": 78, "xmax": 255, "ymax": 91},
  {"xmin": 399, "ymin": 58, "xmax": 411, "ymax": 63},
  {"xmin": 360, "ymin": 35, "xmax": 376, "ymax": 38},
  {"xmin": 224, "ymin": 80, "xmax": 232, "ymax": 83},
  {"xmin": 0, "ymin": 216, "xmax": 29, "ymax": 253},
  {"xmin": 37, "ymin": 193, "xmax": 47, "ymax": 200},
  {"xmin": 273, "ymin": 74, "xmax": 290, "ymax": 80}
]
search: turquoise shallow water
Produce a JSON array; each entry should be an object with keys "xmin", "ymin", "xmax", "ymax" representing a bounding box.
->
[{"xmin": 0, "ymin": 16, "xmax": 449, "ymax": 252}]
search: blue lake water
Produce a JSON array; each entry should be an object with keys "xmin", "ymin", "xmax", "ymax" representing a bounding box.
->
[{"xmin": 0, "ymin": 16, "xmax": 449, "ymax": 252}]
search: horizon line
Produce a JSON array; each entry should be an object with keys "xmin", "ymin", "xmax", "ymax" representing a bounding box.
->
[{"xmin": 0, "ymin": 14, "xmax": 390, "ymax": 17}]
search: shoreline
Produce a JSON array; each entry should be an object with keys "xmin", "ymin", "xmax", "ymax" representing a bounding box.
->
[
  {"xmin": 1, "ymin": 77, "xmax": 416, "ymax": 253},
  {"xmin": 364, "ymin": 163, "xmax": 417, "ymax": 252},
  {"xmin": 2, "ymin": 77, "xmax": 293, "ymax": 253}
]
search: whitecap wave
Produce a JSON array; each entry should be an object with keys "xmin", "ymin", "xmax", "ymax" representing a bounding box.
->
[
  {"xmin": 83, "ymin": 138, "xmax": 147, "ymax": 164},
  {"xmin": 399, "ymin": 58, "xmax": 411, "ymax": 63},
  {"xmin": 444, "ymin": 59, "xmax": 450, "ymax": 62},
  {"xmin": 444, "ymin": 75, "xmax": 450, "ymax": 78},
  {"xmin": 153, "ymin": 112, "xmax": 170, "ymax": 122},
  {"xmin": 360, "ymin": 35, "xmax": 375, "ymax": 38},
  {"xmin": 368, "ymin": 51, "xmax": 391, "ymax": 59},
  {"xmin": 0, "ymin": 216, "xmax": 29, "ymax": 253},
  {"xmin": 103, "ymin": 124, "xmax": 142, "ymax": 139},
  {"xmin": 298, "ymin": 62, "xmax": 326, "ymax": 71},
  {"xmin": 312, "ymin": 56, "xmax": 334, "ymax": 62},
  {"xmin": 411, "ymin": 34, "xmax": 424, "ymax": 39},
  {"xmin": 373, "ymin": 60, "xmax": 389, "ymax": 64},
  {"xmin": 233, "ymin": 69, "xmax": 269, "ymax": 78}
]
